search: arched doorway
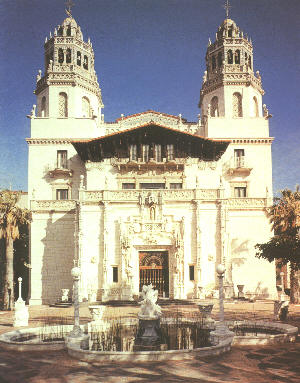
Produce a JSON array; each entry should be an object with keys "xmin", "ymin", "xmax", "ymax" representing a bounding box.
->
[{"xmin": 139, "ymin": 251, "xmax": 169, "ymax": 297}]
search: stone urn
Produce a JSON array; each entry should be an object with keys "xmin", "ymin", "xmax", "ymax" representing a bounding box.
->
[
  {"xmin": 88, "ymin": 305, "xmax": 105, "ymax": 322},
  {"xmin": 197, "ymin": 301, "xmax": 214, "ymax": 328},
  {"xmin": 61, "ymin": 289, "xmax": 69, "ymax": 302}
]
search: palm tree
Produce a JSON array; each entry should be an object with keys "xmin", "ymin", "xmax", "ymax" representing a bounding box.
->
[
  {"xmin": 261, "ymin": 187, "xmax": 300, "ymax": 303},
  {"xmin": 0, "ymin": 190, "xmax": 31, "ymax": 309}
]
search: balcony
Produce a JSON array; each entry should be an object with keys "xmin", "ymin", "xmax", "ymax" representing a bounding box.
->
[
  {"xmin": 227, "ymin": 156, "xmax": 252, "ymax": 176},
  {"xmin": 110, "ymin": 158, "xmax": 185, "ymax": 172},
  {"xmin": 48, "ymin": 166, "xmax": 73, "ymax": 178}
]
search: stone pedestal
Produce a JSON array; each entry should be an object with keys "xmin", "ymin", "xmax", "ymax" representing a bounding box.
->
[
  {"xmin": 223, "ymin": 283, "xmax": 234, "ymax": 299},
  {"xmin": 134, "ymin": 315, "xmax": 161, "ymax": 351},
  {"xmin": 209, "ymin": 323, "xmax": 234, "ymax": 346},
  {"xmin": 14, "ymin": 299, "xmax": 29, "ymax": 327},
  {"xmin": 66, "ymin": 332, "xmax": 90, "ymax": 350}
]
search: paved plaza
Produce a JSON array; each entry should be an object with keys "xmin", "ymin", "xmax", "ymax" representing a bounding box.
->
[{"xmin": 0, "ymin": 301, "xmax": 299, "ymax": 383}]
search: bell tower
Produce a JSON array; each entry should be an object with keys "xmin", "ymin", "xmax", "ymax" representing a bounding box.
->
[
  {"xmin": 34, "ymin": 6, "xmax": 103, "ymax": 124},
  {"xmin": 199, "ymin": 14, "xmax": 266, "ymax": 136}
]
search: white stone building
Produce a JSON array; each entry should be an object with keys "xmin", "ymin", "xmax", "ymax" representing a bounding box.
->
[{"xmin": 27, "ymin": 12, "xmax": 276, "ymax": 305}]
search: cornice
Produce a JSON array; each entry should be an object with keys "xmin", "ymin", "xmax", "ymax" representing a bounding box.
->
[
  {"xmin": 26, "ymin": 138, "xmax": 73, "ymax": 145},
  {"xmin": 212, "ymin": 138, "xmax": 274, "ymax": 144}
]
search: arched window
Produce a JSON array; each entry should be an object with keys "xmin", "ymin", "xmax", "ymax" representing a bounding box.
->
[
  {"xmin": 77, "ymin": 51, "xmax": 81, "ymax": 66},
  {"xmin": 66, "ymin": 48, "xmax": 71, "ymax": 63},
  {"xmin": 41, "ymin": 96, "xmax": 46, "ymax": 117},
  {"xmin": 228, "ymin": 27, "xmax": 233, "ymax": 37},
  {"xmin": 58, "ymin": 27, "xmax": 63, "ymax": 36},
  {"xmin": 253, "ymin": 96, "xmax": 259, "ymax": 117},
  {"xmin": 58, "ymin": 92, "xmax": 68, "ymax": 117},
  {"xmin": 248, "ymin": 56, "xmax": 252, "ymax": 69},
  {"xmin": 58, "ymin": 48, "xmax": 64, "ymax": 64},
  {"xmin": 232, "ymin": 92, "xmax": 243, "ymax": 117},
  {"xmin": 210, "ymin": 96, "xmax": 219, "ymax": 117},
  {"xmin": 212, "ymin": 56, "xmax": 216, "ymax": 70},
  {"xmin": 67, "ymin": 25, "xmax": 71, "ymax": 36},
  {"xmin": 83, "ymin": 55, "xmax": 88, "ymax": 70},
  {"xmin": 234, "ymin": 50, "xmax": 240, "ymax": 64},
  {"xmin": 217, "ymin": 52, "xmax": 223, "ymax": 67},
  {"xmin": 82, "ymin": 97, "xmax": 90, "ymax": 117},
  {"xmin": 227, "ymin": 50, "xmax": 233, "ymax": 64}
]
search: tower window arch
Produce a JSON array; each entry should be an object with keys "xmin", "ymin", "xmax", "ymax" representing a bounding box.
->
[
  {"xmin": 212, "ymin": 55, "xmax": 216, "ymax": 70},
  {"xmin": 253, "ymin": 96, "xmax": 259, "ymax": 117},
  {"xmin": 234, "ymin": 50, "xmax": 240, "ymax": 64},
  {"xmin": 83, "ymin": 55, "xmax": 88, "ymax": 70},
  {"xmin": 66, "ymin": 48, "xmax": 71, "ymax": 64},
  {"xmin": 58, "ymin": 48, "xmax": 64, "ymax": 64},
  {"xmin": 77, "ymin": 51, "xmax": 81, "ymax": 66},
  {"xmin": 58, "ymin": 26, "xmax": 63, "ymax": 36},
  {"xmin": 228, "ymin": 27, "xmax": 233, "ymax": 37},
  {"xmin": 248, "ymin": 56, "xmax": 252, "ymax": 69},
  {"xmin": 41, "ymin": 96, "xmax": 46, "ymax": 117},
  {"xmin": 227, "ymin": 49, "xmax": 233, "ymax": 64},
  {"xmin": 210, "ymin": 96, "xmax": 219, "ymax": 117},
  {"xmin": 58, "ymin": 92, "xmax": 68, "ymax": 117},
  {"xmin": 217, "ymin": 52, "xmax": 222, "ymax": 67},
  {"xmin": 82, "ymin": 96, "xmax": 91, "ymax": 117},
  {"xmin": 232, "ymin": 92, "xmax": 243, "ymax": 117},
  {"xmin": 66, "ymin": 25, "xmax": 71, "ymax": 36}
]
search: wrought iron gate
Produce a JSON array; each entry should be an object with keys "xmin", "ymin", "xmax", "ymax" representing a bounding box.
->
[{"xmin": 139, "ymin": 251, "xmax": 169, "ymax": 296}]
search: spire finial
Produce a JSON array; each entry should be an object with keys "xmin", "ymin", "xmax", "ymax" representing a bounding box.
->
[
  {"xmin": 223, "ymin": 0, "xmax": 231, "ymax": 19},
  {"xmin": 65, "ymin": 0, "xmax": 74, "ymax": 17}
]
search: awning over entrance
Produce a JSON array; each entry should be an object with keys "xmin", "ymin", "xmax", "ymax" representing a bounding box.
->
[{"xmin": 71, "ymin": 123, "xmax": 230, "ymax": 162}]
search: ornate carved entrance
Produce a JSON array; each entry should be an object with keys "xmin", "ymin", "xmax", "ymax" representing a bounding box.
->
[{"xmin": 139, "ymin": 251, "xmax": 169, "ymax": 297}]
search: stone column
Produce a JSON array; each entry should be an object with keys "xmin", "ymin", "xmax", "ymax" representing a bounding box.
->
[
  {"xmin": 195, "ymin": 201, "xmax": 202, "ymax": 298},
  {"xmin": 101, "ymin": 202, "xmax": 109, "ymax": 301},
  {"xmin": 66, "ymin": 267, "xmax": 89, "ymax": 349}
]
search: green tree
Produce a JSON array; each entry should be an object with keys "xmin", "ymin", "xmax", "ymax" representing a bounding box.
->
[
  {"xmin": 256, "ymin": 188, "xmax": 300, "ymax": 303},
  {"xmin": 0, "ymin": 190, "xmax": 31, "ymax": 309}
]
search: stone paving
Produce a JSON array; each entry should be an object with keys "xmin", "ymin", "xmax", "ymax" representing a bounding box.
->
[{"xmin": 0, "ymin": 301, "xmax": 299, "ymax": 383}]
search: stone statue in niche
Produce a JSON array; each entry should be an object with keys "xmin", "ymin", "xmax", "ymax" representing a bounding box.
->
[{"xmin": 147, "ymin": 192, "xmax": 158, "ymax": 220}]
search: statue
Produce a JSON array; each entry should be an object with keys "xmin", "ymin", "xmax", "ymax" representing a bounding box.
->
[
  {"xmin": 207, "ymin": 103, "xmax": 211, "ymax": 117},
  {"xmin": 139, "ymin": 284, "xmax": 161, "ymax": 318},
  {"xmin": 263, "ymin": 104, "xmax": 269, "ymax": 117}
]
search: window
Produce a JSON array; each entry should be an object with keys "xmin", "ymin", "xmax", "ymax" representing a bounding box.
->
[
  {"xmin": 170, "ymin": 183, "xmax": 182, "ymax": 189},
  {"xmin": 122, "ymin": 183, "xmax": 135, "ymax": 189},
  {"xmin": 142, "ymin": 145, "xmax": 149, "ymax": 162},
  {"xmin": 66, "ymin": 25, "xmax": 71, "ymax": 36},
  {"xmin": 212, "ymin": 55, "xmax": 216, "ymax": 70},
  {"xmin": 58, "ymin": 92, "xmax": 68, "ymax": 117},
  {"xmin": 232, "ymin": 92, "xmax": 243, "ymax": 117},
  {"xmin": 234, "ymin": 50, "xmax": 240, "ymax": 64},
  {"xmin": 113, "ymin": 266, "xmax": 118, "ymax": 283},
  {"xmin": 41, "ymin": 96, "xmax": 46, "ymax": 117},
  {"xmin": 210, "ymin": 96, "xmax": 219, "ymax": 117},
  {"xmin": 56, "ymin": 189, "xmax": 69, "ymax": 200},
  {"xmin": 77, "ymin": 51, "xmax": 81, "ymax": 66},
  {"xmin": 189, "ymin": 265, "xmax": 195, "ymax": 281},
  {"xmin": 228, "ymin": 27, "xmax": 233, "ymax": 37},
  {"xmin": 58, "ymin": 48, "xmax": 64, "ymax": 64},
  {"xmin": 154, "ymin": 144, "xmax": 162, "ymax": 162},
  {"xmin": 83, "ymin": 55, "xmax": 88, "ymax": 70},
  {"xmin": 217, "ymin": 52, "xmax": 222, "ymax": 67},
  {"xmin": 66, "ymin": 48, "xmax": 71, "ymax": 64},
  {"xmin": 234, "ymin": 187, "xmax": 247, "ymax": 198},
  {"xmin": 234, "ymin": 149, "xmax": 244, "ymax": 167},
  {"xmin": 253, "ymin": 96, "xmax": 259, "ymax": 117},
  {"xmin": 82, "ymin": 97, "xmax": 90, "ymax": 117},
  {"xmin": 227, "ymin": 49, "xmax": 233, "ymax": 64},
  {"xmin": 129, "ymin": 144, "xmax": 137, "ymax": 161},
  {"xmin": 57, "ymin": 150, "xmax": 67, "ymax": 168},
  {"xmin": 166, "ymin": 144, "xmax": 174, "ymax": 161},
  {"xmin": 140, "ymin": 183, "xmax": 165, "ymax": 189}
]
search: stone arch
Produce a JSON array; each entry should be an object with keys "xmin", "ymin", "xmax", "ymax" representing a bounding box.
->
[
  {"xmin": 210, "ymin": 96, "xmax": 219, "ymax": 117},
  {"xmin": 82, "ymin": 96, "xmax": 91, "ymax": 117},
  {"xmin": 83, "ymin": 55, "xmax": 88, "ymax": 70},
  {"xmin": 232, "ymin": 92, "xmax": 243, "ymax": 117},
  {"xmin": 58, "ymin": 92, "xmax": 68, "ymax": 117}
]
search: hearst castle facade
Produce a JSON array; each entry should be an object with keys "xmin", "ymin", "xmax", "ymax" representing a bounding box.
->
[{"xmin": 27, "ymin": 11, "xmax": 276, "ymax": 304}]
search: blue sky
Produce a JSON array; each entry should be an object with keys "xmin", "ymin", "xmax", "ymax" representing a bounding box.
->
[{"xmin": 0, "ymin": 0, "xmax": 299, "ymax": 195}]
